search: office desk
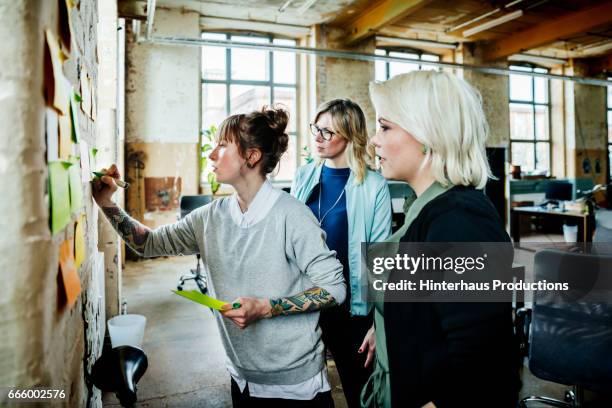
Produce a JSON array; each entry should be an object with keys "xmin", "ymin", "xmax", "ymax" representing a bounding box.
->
[{"xmin": 510, "ymin": 206, "xmax": 594, "ymax": 243}]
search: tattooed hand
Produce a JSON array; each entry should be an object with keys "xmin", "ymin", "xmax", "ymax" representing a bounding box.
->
[
  {"xmin": 220, "ymin": 297, "xmax": 272, "ymax": 329},
  {"xmin": 92, "ymin": 164, "xmax": 120, "ymax": 207},
  {"xmin": 269, "ymin": 287, "xmax": 337, "ymax": 317}
]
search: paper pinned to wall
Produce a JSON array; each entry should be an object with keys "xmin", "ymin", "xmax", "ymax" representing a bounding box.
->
[
  {"xmin": 49, "ymin": 161, "xmax": 72, "ymax": 234},
  {"xmin": 58, "ymin": 113, "xmax": 72, "ymax": 160},
  {"xmin": 89, "ymin": 147, "xmax": 98, "ymax": 172},
  {"xmin": 93, "ymin": 251, "xmax": 106, "ymax": 346},
  {"xmin": 79, "ymin": 140, "xmax": 91, "ymax": 183},
  {"xmin": 74, "ymin": 214, "xmax": 86, "ymax": 269},
  {"xmin": 69, "ymin": 157, "xmax": 83, "ymax": 213},
  {"xmin": 46, "ymin": 108, "xmax": 59, "ymax": 162},
  {"xmin": 44, "ymin": 29, "xmax": 70, "ymax": 115},
  {"xmin": 70, "ymin": 91, "xmax": 81, "ymax": 143},
  {"xmin": 59, "ymin": 239, "xmax": 82, "ymax": 309},
  {"xmin": 80, "ymin": 67, "xmax": 92, "ymax": 118}
]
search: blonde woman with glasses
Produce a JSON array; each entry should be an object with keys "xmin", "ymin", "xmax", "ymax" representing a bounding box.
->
[{"xmin": 292, "ymin": 98, "xmax": 392, "ymax": 407}]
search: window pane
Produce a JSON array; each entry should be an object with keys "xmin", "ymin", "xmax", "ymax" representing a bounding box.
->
[
  {"xmin": 202, "ymin": 83, "xmax": 227, "ymax": 130},
  {"xmin": 420, "ymin": 53, "xmax": 439, "ymax": 71},
  {"xmin": 609, "ymin": 145, "xmax": 612, "ymax": 179},
  {"xmin": 202, "ymin": 32, "xmax": 226, "ymax": 40},
  {"xmin": 375, "ymin": 49, "xmax": 387, "ymax": 81},
  {"xmin": 510, "ymin": 103, "xmax": 534, "ymax": 140},
  {"xmin": 202, "ymin": 46, "xmax": 226, "ymax": 80},
  {"xmin": 274, "ymin": 87, "xmax": 296, "ymax": 132},
  {"xmin": 535, "ymin": 105, "xmax": 549, "ymax": 140},
  {"xmin": 389, "ymin": 51, "xmax": 419, "ymax": 76},
  {"xmin": 535, "ymin": 142, "xmax": 550, "ymax": 174},
  {"xmin": 608, "ymin": 85, "xmax": 612, "ymax": 108},
  {"xmin": 509, "ymin": 73, "xmax": 533, "ymax": 101},
  {"xmin": 534, "ymin": 76, "xmax": 548, "ymax": 103},
  {"xmin": 230, "ymin": 85, "xmax": 271, "ymax": 114},
  {"xmin": 608, "ymin": 110, "xmax": 612, "ymax": 143},
  {"xmin": 273, "ymin": 38, "xmax": 296, "ymax": 84},
  {"xmin": 274, "ymin": 134, "xmax": 297, "ymax": 181},
  {"xmin": 230, "ymin": 36, "xmax": 269, "ymax": 81},
  {"xmin": 511, "ymin": 142, "xmax": 535, "ymax": 173}
]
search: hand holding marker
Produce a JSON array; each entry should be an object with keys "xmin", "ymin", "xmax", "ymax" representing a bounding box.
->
[{"xmin": 92, "ymin": 170, "xmax": 130, "ymax": 188}]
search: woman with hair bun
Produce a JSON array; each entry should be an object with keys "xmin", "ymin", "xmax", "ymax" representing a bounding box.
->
[{"xmin": 93, "ymin": 106, "xmax": 345, "ymax": 407}]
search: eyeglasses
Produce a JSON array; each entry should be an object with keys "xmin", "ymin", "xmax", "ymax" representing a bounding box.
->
[{"xmin": 309, "ymin": 123, "xmax": 336, "ymax": 141}]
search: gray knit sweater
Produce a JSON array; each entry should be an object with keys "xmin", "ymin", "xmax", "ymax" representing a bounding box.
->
[{"xmin": 141, "ymin": 192, "xmax": 346, "ymax": 384}]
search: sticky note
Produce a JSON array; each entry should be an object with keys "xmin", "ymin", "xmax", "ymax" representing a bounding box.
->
[
  {"xmin": 69, "ymin": 159, "xmax": 82, "ymax": 213},
  {"xmin": 59, "ymin": 239, "xmax": 82, "ymax": 308},
  {"xmin": 45, "ymin": 29, "xmax": 70, "ymax": 115},
  {"xmin": 46, "ymin": 108, "xmax": 59, "ymax": 162},
  {"xmin": 79, "ymin": 140, "xmax": 91, "ymax": 183},
  {"xmin": 70, "ymin": 91, "xmax": 80, "ymax": 143},
  {"xmin": 80, "ymin": 67, "xmax": 92, "ymax": 118},
  {"xmin": 49, "ymin": 161, "xmax": 71, "ymax": 234},
  {"xmin": 74, "ymin": 214, "xmax": 86, "ymax": 269},
  {"xmin": 58, "ymin": 113, "xmax": 72, "ymax": 160},
  {"xmin": 172, "ymin": 290, "xmax": 229, "ymax": 311}
]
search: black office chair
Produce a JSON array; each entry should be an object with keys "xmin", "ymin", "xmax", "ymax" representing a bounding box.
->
[
  {"xmin": 176, "ymin": 195, "xmax": 213, "ymax": 294},
  {"xmin": 594, "ymin": 210, "xmax": 612, "ymax": 243},
  {"xmin": 518, "ymin": 249, "xmax": 612, "ymax": 407}
]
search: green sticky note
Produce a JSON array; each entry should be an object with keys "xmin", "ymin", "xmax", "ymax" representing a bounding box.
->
[
  {"xmin": 172, "ymin": 290, "xmax": 229, "ymax": 310},
  {"xmin": 68, "ymin": 159, "xmax": 82, "ymax": 213},
  {"xmin": 49, "ymin": 161, "xmax": 72, "ymax": 234},
  {"xmin": 70, "ymin": 91, "xmax": 80, "ymax": 143}
]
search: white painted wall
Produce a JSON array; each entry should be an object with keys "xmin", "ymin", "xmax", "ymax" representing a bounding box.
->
[{"xmin": 126, "ymin": 8, "xmax": 200, "ymax": 144}]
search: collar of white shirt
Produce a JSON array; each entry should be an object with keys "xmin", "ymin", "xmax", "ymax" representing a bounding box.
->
[{"xmin": 229, "ymin": 179, "xmax": 281, "ymax": 228}]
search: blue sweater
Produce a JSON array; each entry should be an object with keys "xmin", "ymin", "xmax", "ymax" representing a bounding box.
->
[{"xmin": 306, "ymin": 165, "xmax": 351, "ymax": 302}]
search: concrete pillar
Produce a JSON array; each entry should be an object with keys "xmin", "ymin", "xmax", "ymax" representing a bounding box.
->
[
  {"xmin": 458, "ymin": 43, "xmax": 510, "ymax": 149},
  {"xmin": 125, "ymin": 9, "xmax": 200, "ymax": 229},
  {"xmin": 313, "ymin": 25, "xmax": 376, "ymax": 137}
]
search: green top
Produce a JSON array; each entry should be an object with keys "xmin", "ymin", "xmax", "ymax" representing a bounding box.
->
[{"xmin": 361, "ymin": 182, "xmax": 450, "ymax": 408}]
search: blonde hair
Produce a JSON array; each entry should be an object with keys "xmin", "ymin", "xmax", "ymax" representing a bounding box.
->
[
  {"xmin": 369, "ymin": 71, "xmax": 492, "ymax": 189},
  {"xmin": 314, "ymin": 99, "xmax": 373, "ymax": 184}
]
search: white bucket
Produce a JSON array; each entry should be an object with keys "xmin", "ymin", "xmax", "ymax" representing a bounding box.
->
[
  {"xmin": 107, "ymin": 314, "xmax": 146, "ymax": 348},
  {"xmin": 563, "ymin": 224, "xmax": 578, "ymax": 243}
]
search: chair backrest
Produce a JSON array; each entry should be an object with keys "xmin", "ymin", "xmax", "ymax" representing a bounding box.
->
[
  {"xmin": 179, "ymin": 195, "xmax": 213, "ymax": 219},
  {"xmin": 594, "ymin": 210, "xmax": 612, "ymax": 243},
  {"xmin": 530, "ymin": 249, "xmax": 612, "ymax": 392}
]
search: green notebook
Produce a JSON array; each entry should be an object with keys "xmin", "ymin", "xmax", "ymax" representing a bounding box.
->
[{"xmin": 172, "ymin": 290, "xmax": 234, "ymax": 310}]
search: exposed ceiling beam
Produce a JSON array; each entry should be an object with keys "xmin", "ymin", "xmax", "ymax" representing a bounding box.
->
[
  {"xmin": 484, "ymin": 1, "xmax": 612, "ymax": 61},
  {"xmin": 343, "ymin": 0, "xmax": 434, "ymax": 45},
  {"xmin": 587, "ymin": 52, "xmax": 612, "ymax": 75},
  {"xmin": 200, "ymin": 17, "xmax": 311, "ymax": 37}
]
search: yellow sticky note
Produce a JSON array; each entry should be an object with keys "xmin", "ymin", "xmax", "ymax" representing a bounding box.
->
[
  {"xmin": 172, "ymin": 290, "xmax": 229, "ymax": 311},
  {"xmin": 59, "ymin": 239, "xmax": 82, "ymax": 309},
  {"xmin": 74, "ymin": 214, "xmax": 85, "ymax": 269},
  {"xmin": 49, "ymin": 161, "xmax": 71, "ymax": 234},
  {"xmin": 45, "ymin": 29, "xmax": 70, "ymax": 115},
  {"xmin": 58, "ymin": 113, "xmax": 72, "ymax": 160}
]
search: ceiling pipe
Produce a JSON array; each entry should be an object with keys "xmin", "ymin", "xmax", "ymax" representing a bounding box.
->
[
  {"xmin": 145, "ymin": 36, "xmax": 612, "ymax": 87},
  {"xmin": 145, "ymin": 0, "xmax": 156, "ymax": 39}
]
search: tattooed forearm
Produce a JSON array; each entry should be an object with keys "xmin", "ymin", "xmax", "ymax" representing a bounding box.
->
[
  {"xmin": 102, "ymin": 205, "xmax": 151, "ymax": 254},
  {"xmin": 269, "ymin": 287, "xmax": 337, "ymax": 317}
]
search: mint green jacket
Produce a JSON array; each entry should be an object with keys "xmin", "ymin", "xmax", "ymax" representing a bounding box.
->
[{"xmin": 291, "ymin": 162, "xmax": 392, "ymax": 316}]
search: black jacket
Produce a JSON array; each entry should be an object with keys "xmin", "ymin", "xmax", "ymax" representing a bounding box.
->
[{"xmin": 385, "ymin": 186, "xmax": 520, "ymax": 407}]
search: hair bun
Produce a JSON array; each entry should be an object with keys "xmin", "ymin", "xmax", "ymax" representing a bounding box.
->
[{"xmin": 262, "ymin": 105, "xmax": 289, "ymax": 136}]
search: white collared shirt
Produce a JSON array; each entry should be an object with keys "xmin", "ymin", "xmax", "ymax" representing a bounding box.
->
[{"xmin": 226, "ymin": 179, "xmax": 331, "ymax": 399}]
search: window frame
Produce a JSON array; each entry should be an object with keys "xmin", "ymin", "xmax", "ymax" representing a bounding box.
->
[
  {"xmin": 607, "ymin": 78, "xmax": 612, "ymax": 184},
  {"xmin": 508, "ymin": 64, "xmax": 552, "ymax": 175},
  {"xmin": 201, "ymin": 32, "xmax": 299, "ymax": 182},
  {"xmin": 375, "ymin": 47, "xmax": 441, "ymax": 81}
]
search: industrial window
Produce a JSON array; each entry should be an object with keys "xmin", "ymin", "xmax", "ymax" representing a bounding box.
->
[
  {"xmin": 607, "ymin": 79, "xmax": 612, "ymax": 184},
  {"xmin": 201, "ymin": 32, "xmax": 298, "ymax": 182},
  {"xmin": 509, "ymin": 65, "xmax": 551, "ymax": 175},
  {"xmin": 374, "ymin": 48, "xmax": 440, "ymax": 81}
]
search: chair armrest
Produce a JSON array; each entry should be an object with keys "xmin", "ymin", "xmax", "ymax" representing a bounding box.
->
[{"xmin": 515, "ymin": 307, "xmax": 532, "ymax": 357}]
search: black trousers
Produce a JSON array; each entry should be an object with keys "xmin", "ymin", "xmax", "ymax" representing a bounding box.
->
[
  {"xmin": 231, "ymin": 378, "xmax": 334, "ymax": 408},
  {"xmin": 319, "ymin": 306, "xmax": 373, "ymax": 408}
]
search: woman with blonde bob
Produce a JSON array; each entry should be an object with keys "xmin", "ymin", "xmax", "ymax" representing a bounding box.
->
[
  {"xmin": 360, "ymin": 71, "xmax": 519, "ymax": 407},
  {"xmin": 292, "ymin": 99, "xmax": 392, "ymax": 407}
]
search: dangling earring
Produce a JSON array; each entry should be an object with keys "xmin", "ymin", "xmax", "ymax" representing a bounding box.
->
[{"xmin": 421, "ymin": 145, "xmax": 429, "ymax": 155}]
